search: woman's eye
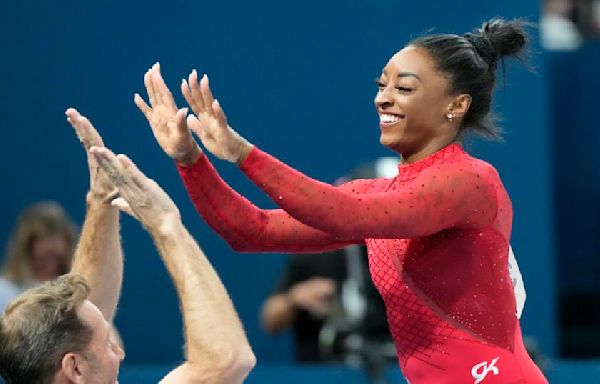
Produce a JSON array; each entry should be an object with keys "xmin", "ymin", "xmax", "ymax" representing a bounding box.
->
[
  {"xmin": 396, "ymin": 87, "xmax": 413, "ymax": 92},
  {"xmin": 374, "ymin": 78, "xmax": 386, "ymax": 88}
]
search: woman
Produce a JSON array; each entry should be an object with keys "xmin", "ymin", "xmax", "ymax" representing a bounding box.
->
[
  {"xmin": 136, "ymin": 18, "xmax": 547, "ymax": 383},
  {"xmin": 0, "ymin": 202, "xmax": 77, "ymax": 310},
  {"xmin": 2, "ymin": 202, "xmax": 76, "ymax": 289}
]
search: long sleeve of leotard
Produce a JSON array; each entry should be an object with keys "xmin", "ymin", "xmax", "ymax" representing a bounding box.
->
[
  {"xmin": 240, "ymin": 147, "xmax": 498, "ymax": 239},
  {"xmin": 177, "ymin": 153, "xmax": 368, "ymax": 253}
]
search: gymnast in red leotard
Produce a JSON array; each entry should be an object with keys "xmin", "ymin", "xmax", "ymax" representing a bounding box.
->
[{"xmin": 135, "ymin": 17, "xmax": 548, "ymax": 384}]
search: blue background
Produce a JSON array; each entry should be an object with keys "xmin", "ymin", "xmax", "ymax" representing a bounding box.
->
[{"xmin": 2, "ymin": 0, "xmax": 597, "ymax": 381}]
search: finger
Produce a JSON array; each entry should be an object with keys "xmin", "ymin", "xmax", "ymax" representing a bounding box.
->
[
  {"xmin": 181, "ymin": 79, "xmax": 202, "ymax": 116},
  {"xmin": 111, "ymin": 197, "xmax": 137, "ymax": 218},
  {"xmin": 189, "ymin": 69, "xmax": 206, "ymax": 113},
  {"xmin": 152, "ymin": 62, "xmax": 177, "ymax": 110},
  {"xmin": 144, "ymin": 69, "xmax": 157, "ymax": 108},
  {"xmin": 65, "ymin": 108, "xmax": 104, "ymax": 149},
  {"xmin": 175, "ymin": 107, "xmax": 189, "ymax": 131},
  {"xmin": 187, "ymin": 114, "xmax": 206, "ymax": 141},
  {"xmin": 117, "ymin": 153, "xmax": 148, "ymax": 185},
  {"xmin": 200, "ymin": 74, "xmax": 216, "ymax": 116},
  {"xmin": 212, "ymin": 99, "xmax": 228, "ymax": 129},
  {"xmin": 134, "ymin": 93, "xmax": 152, "ymax": 119},
  {"xmin": 90, "ymin": 147, "xmax": 131, "ymax": 188}
]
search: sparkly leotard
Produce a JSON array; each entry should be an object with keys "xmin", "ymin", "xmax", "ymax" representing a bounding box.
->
[{"xmin": 178, "ymin": 143, "xmax": 547, "ymax": 383}]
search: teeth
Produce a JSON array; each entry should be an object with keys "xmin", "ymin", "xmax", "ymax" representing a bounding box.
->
[{"xmin": 380, "ymin": 113, "xmax": 401, "ymax": 124}]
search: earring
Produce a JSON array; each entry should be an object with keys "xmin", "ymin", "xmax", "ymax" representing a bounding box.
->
[{"xmin": 446, "ymin": 113, "xmax": 455, "ymax": 122}]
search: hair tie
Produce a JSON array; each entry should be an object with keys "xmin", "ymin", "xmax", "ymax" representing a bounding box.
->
[{"xmin": 464, "ymin": 33, "xmax": 498, "ymax": 70}]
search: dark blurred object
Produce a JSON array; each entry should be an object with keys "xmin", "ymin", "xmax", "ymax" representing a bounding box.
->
[
  {"xmin": 318, "ymin": 244, "xmax": 397, "ymax": 384},
  {"xmin": 560, "ymin": 291, "xmax": 600, "ymax": 357},
  {"xmin": 261, "ymin": 158, "xmax": 398, "ymax": 383},
  {"xmin": 547, "ymin": 46, "xmax": 600, "ymax": 357}
]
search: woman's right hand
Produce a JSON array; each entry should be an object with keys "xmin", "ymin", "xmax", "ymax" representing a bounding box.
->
[{"xmin": 135, "ymin": 63, "xmax": 202, "ymax": 167}]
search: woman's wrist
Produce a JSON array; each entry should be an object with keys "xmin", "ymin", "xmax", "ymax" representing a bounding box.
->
[
  {"xmin": 235, "ymin": 140, "xmax": 255, "ymax": 165},
  {"xmin": 175, "ymin": 144, "xmax": 203, "ymax": 168}
]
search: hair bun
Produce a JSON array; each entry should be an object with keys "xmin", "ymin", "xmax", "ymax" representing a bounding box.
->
[{"xmin": 464, "ymin": 18, "xmax": 528, "ymax": 70}]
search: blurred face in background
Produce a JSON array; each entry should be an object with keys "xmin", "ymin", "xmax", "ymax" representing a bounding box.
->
[
  {"xmin": 2, "ymin": 202, "xmax": 77, "ymax": 286},
  {"xmin": 30, "ymin": 234, "xmax": 71, "ymax": 283}
]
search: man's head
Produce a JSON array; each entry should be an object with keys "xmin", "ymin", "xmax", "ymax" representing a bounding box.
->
[{"xmin": 0, "ymin": 275, "xmax": 124, "ymax": 383}]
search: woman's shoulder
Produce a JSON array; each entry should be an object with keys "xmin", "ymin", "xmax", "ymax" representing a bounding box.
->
[{"xmin": 432, "ymin": 150, "xmax": 500, "ymax": 181}]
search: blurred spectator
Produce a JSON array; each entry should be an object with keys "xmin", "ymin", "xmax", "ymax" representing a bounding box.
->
[
  {"xmin": 0, "ymin": 201, "xmax": 77, "ymax": 309},
  {"xmin": 541, "ymin": 0, "xmax": 600, "ymax": 50},
  {"xmin": 261, "ymin": 158, "xmax": 398, "ymax": 371},
  {"xmin": 262, "ymin": 249, "xmax": 352, "ymax": 362}
]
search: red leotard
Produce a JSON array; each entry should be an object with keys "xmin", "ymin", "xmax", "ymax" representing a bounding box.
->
[{"xmin": 178, "ymin": 143, "xmax": 548, "ymax": 384}]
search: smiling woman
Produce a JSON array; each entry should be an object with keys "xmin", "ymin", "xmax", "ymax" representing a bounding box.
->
[{"xmin": 136, "ymin": 17, "xmax": 547, "ymax": 384}]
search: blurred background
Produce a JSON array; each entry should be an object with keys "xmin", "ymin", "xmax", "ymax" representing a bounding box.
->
[{"xmin": 0, "ymin": 0, "xmax": 598, "ymax": 382}]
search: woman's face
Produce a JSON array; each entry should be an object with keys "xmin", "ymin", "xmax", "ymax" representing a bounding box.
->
[
  {"xmin": 30, "ymin": 234, "xmax": 70, "ymax": 282},
  {"xmin": 374, "ymin": 46, "xmax": 455, "ymax": 156}
]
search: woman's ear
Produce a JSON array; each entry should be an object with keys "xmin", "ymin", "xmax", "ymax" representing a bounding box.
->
[{"xmin": 447, "ymin": 93, "xmax": 472, "ymax": 118}]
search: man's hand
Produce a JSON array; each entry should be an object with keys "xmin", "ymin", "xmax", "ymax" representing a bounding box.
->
[
  {"xmin": 135, "ymin": 63, "xmax": 202, "ymax": 166},
  {"xmin": 66, "ymin": 108, "xmax": 118, "ymax": 204},
  {"xmin": 288, "ymin": 277, "xmax": 336, "ymax": 317},
  {"xmin": 66, "ymin": 108, "xmax": 123, "ymax": 322},
  {"xmin": 90, "ymin": 146, "xmax": 181, "ymax": 234},
  {"xmin": 181, "ymin": 70, "xmax": 253, "ymax": 164},
  {"xmin": 91, "ymin": 147, "xmax": 255, "ymax": 384}
]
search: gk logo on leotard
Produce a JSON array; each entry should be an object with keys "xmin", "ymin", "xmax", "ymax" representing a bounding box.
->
[{"xmin": 471, "ymin": 357, "xmax": 499, "ymax": 383}]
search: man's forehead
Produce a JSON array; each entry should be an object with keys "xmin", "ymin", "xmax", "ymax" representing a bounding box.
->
[{"xmin": 77, "ymin": 300, "xmax": 105, "ymax": 328}]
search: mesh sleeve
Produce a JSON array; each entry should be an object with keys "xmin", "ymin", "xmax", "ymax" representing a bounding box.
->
[
  {"xmin": 177, "ymin": 153, "xmax": 366, "ymax": 253},
  {"xmin": 240, "ymin": 147, "xmax": 498, "ymax": 239}
]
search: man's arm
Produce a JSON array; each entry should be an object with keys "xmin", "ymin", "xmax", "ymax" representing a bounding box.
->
[
  {"xmin": 92, "ymin": 146, "xmax": 255, "ymax": 383},
  {"xmin": 66, "ymin": 108, "xmax": 123, "ymax": 322},
  {"xmin": 154, "ymin": 222, "xmax": 255, "ymax": 384}
]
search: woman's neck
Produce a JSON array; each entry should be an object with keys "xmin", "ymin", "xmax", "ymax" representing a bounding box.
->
[{"xmin": 401, "ymin": 137, "xmax": 459, "ymax": 164}]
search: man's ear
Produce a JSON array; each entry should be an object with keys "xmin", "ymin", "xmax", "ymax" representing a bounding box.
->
[{"xmin": 61, "ymin": 352, "xmax": 87, "ymax": 383}]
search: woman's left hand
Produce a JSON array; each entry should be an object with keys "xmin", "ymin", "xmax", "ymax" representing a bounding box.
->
[{"xmin": 181, "ymin": 70, "xmax": 253, "ymax": 164}]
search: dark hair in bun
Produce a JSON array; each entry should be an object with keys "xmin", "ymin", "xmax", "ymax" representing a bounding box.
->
[{"xmin": 410, "ymin": 18, "xmax": 531, "ymax": 139}]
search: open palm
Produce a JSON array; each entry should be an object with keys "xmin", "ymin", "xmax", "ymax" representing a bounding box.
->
[
  {"xmin": 181, "ymin": 70, "xmax": 252, "ymax": 164},
  {"xmin": 66, "ymin": 108, "xmax": 118, "ymax": 202},
  {"xmin": 135, "ymin": 63, "xmax": 200, "ymax": 165}
]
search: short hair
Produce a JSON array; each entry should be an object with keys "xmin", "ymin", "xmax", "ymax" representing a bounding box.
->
[
  {"xmin": 409, "ymin": 18, "xmax": 530, "ymax": 139},
  {"xmin": 0, "ymin": 274, "xmax": 93, "ymax": 384},
  {"xmin": 2, "ymin": 201, "xmax": 78, "ymax": 285}
]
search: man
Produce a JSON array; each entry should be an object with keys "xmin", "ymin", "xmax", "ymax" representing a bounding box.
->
[{"xmin": 0, "ymin": 109, "xmax": 255, "ymax": 383}]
